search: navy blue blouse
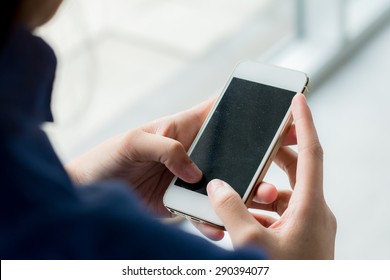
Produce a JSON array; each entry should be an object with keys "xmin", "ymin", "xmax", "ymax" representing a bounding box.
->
[{"xmin": 0, "ymin": 26, "xmax": 265, "ymax": 259}]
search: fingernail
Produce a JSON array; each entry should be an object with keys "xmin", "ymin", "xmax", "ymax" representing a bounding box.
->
[
  {"xmin": 296, "ymin": 92, "xmax": 306, "ymax": 101},
  {"xmin": 185, "ymin": 163, "xmax": 202, "ymax": 182},
  {"xmin": 293, "ymin": 93, "xmax": 306, "ymax": 107},
  {"xmin": 207, "ymin": 179, "xmax": 226, "ymax": 195}
]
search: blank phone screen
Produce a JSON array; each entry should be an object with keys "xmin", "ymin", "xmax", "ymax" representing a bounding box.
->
[{"xmin": 175, "ymin": 77, "xmax": 296, "ymax": 197}]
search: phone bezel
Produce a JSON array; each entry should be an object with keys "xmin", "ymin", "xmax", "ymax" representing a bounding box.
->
[{"xmin": 163, "ymin": 61, "xmax": 309, "ymax": 228}]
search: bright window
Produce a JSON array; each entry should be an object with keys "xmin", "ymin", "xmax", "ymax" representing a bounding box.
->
[{"xmin": 39, "ymin": 0, "xmax": 390, "ymax": 161}]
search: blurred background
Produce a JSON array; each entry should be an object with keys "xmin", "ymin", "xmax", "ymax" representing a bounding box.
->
[{"xmin": 38, "ymin": 0, "xmax": 390, "ymax": 259}]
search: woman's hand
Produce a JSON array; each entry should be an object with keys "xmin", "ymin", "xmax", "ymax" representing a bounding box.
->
[
  {"xmin": 65, "ymin": 98, "xmax": 281, "ymax": 241},
  {"xmin": 66, "ymin": 99, "xmax": 214, "ymax": 217},
  {"xmin": 207, "ymin": 94, "xmax": 337, "ymax": 259}
]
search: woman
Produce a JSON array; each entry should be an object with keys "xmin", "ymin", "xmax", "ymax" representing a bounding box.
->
[{"xmin": 0, "ymin": 0, "xmax": 336, "ymax": 259}]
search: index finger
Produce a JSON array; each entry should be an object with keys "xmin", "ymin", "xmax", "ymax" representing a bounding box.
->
[
  {"xmin": 160, "ymin": 97, "xmax": 216, "ymax": 150},
  {"xmin": 291, "ymin": 94, "xmax": 324, "ymax": 200},
  {"xmin": 178, "ymin": 97, "xmax": 216, "ymax": 132}
]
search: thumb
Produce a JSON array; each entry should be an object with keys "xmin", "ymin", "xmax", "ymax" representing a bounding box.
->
[
  {"xmin": 124, "ymin": 130, "xmax": 202, "ymax": 183},
  {"xmin": 207, "ymin": 179, "xmax": 265, "ymax": 247}
]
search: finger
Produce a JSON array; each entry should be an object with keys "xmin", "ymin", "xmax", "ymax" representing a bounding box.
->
[
  {"xmin": 191, "ymin": 221, "xmax": 225, "ymax": 241},
  {"xmin": 249, "ymin": 190, "xmax": 292, "ymax": 216},
  {"xmin": 273, "ymin": 147, "xmax": 298, "ymax": 188},
  {"xmin": 282, "ymin": 123, "xmax": 297, "ymax": 146},
  {"xmin": 185, "ymin": 97, "xmax": 216, "ymax": 126},
  {"xmin": 207, "ymin": 179, "xmax": 266, "ymax": 247},
  {"xmin": 176, "ymin": 97, "xmax": 216, "ymax": 149},
  {"xmin": 253, "ymin": 181, "xmax": 278, "ymax": 204},
  {"xmin": 158, "ymin": 97, "xmax": 216, "ymax": 149},
  {"xmin": 250, "ymin": 212, "xmax": 278, "ymax": 228},
  {"xmin": 128, "ymin": 131, "xmax": 202, "ymax": 183},
  {"xmin": 291, "ymin": 94, "xmax": 324, "ymax": 199}
]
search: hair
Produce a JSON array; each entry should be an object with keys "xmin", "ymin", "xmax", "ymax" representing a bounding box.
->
[{"xmin": 0, "ymin": 1, "xmax": 21, "ymax": 47}]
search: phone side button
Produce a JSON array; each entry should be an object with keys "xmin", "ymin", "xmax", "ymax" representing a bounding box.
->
[{"xmin": 189, "ymin": 217, "xmax": 202, "ymax": 223}]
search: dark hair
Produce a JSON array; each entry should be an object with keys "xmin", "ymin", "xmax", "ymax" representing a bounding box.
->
[{"xmin": 0, "ymin": 1, "xmax": 21, "ymax": 46}]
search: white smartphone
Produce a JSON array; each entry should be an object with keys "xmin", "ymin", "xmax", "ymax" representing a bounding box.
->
[{"xmin": 163, "ymin": 61, "xmax": 309, "ymax": 229}]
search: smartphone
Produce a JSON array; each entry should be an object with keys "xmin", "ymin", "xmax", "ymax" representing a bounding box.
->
[{"xmin": 163, "ymin": 61, "xmax": 309, "ymax": 229}]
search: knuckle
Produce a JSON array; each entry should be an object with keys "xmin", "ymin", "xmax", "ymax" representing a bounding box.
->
[
  {"xmin": 166, "ymin": 140, "xmax": 185, "ymax": 158},
  {"xmin": 283, "ymin": 160, "xmax": 297, "ymax": 180},
  {"xmin": 303, "ymin": 140, "xmax": 324, "ymax": 160},
  {"xmin": 157, "ymin": 118, "xmax": 177, "ymax": 137},
  {"xmin": 119, "ymin": 130, "xmax": 140, "ymax": 159},
  {"xmin": 312, "ymin": 142, "xmax": 324, "ymax": 158},
  {"xmin": 215, "ymin": 190, "xmax": 240, "ymax": 211},
  {"xmin": 307, "ymin": 203, "xmax": 337, "ymax": 232},
  {"xmin": 284, "ymin": 161, "xmax": 296, "ymax": 173}
]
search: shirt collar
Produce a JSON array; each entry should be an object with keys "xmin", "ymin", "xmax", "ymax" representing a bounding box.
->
[{"xmin": 0, "ymin": 24, "xmax": 56, "ymax": 131}]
